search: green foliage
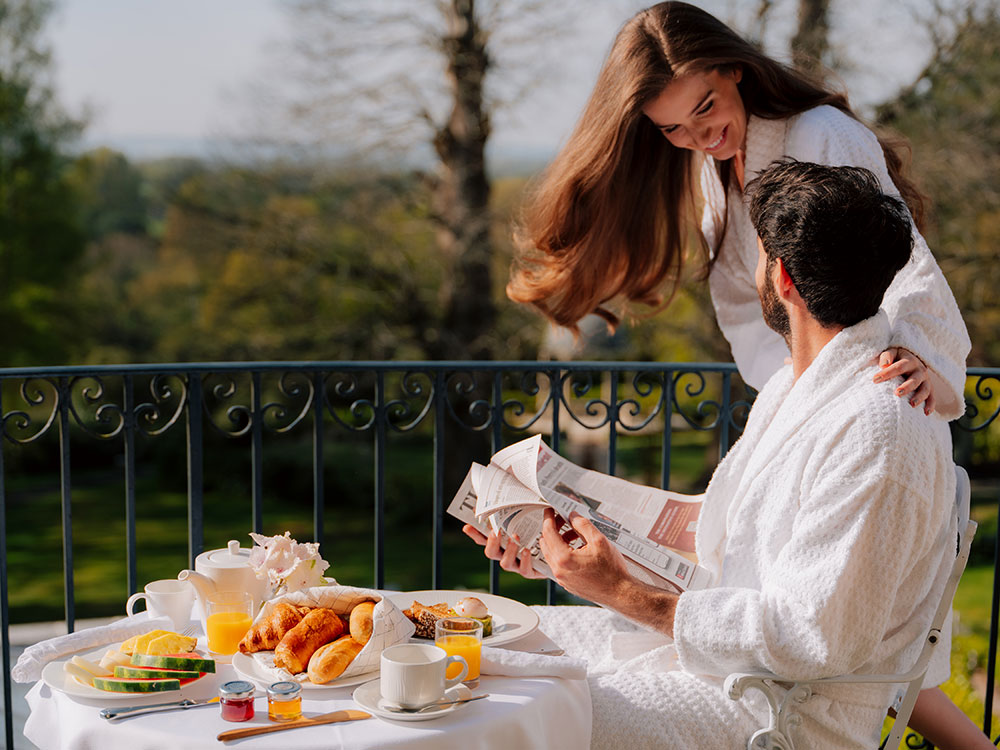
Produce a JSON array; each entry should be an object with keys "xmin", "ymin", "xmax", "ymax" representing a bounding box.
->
[
  {"xmin": 0, "ymin": 0, "xmax": 88, "ymax": 365},
  {"xmin": 876, "ymin": 7, "xmax": 1000, "ymax": 367}
]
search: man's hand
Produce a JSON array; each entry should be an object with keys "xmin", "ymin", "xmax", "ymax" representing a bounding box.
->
[
  {"xmin": 538, "ymin": 508, "xmax": 632, "ymax": 605},
  {"xmin": 462, "ymin": 524, "xmax": 547, "ymax": 579}
]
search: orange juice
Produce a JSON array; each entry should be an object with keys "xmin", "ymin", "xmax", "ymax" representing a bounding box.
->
[
  {"xmin": 436, "ymin": 634, "xmax": 481, "ymax": 680},
  {"xmin": 207, "ymin": 611, "xmax": 252, "ymax": 655}
]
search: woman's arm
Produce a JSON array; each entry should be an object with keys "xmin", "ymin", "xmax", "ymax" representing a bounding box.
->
[{"xmin": 784, "ymin": 107, "xmax": 971, "ymax": 419}]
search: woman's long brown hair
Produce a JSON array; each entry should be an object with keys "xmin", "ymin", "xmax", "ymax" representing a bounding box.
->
[{"xmin": 507, "ymin": 1, "xmax": 925, "ymax": 333}]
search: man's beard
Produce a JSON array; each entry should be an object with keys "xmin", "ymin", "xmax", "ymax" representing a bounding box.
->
[{"xmin": 760, "ymin": 269, "xmax": 791, "ymax": 338}]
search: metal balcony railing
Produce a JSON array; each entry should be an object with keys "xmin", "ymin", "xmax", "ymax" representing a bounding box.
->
[{"xmin": 0, "ymin": 361, "xmax": 997, "ymax": 749}]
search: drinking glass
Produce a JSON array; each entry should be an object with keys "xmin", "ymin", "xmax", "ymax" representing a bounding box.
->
[
  {"xmin": 206, "ymin": 591, "xmax": 253, "ymax": 659},
  {"xmin": 435, "ymin": 617, "xmax": 483, "ymax": 685}
]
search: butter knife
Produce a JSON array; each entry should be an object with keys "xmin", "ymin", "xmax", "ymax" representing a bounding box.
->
[
  {"xmin": 217, "ymin": 709, "xmax": 371, "ymax": 741},
  {"xmin": 100, "ymin": 696, "xmax": 221, "ymax": 720}
]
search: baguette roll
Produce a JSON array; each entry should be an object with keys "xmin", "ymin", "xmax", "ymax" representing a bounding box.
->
[
  {"xmin": 274, "ymin": 607, "xmax": 345, "ymax": 674},
  {"xmin": 349, "ymin": 601, "xmax": 376, "ymax": 646},
  {"xmin": 307, "ymin": 635, "xmax": 364, "ymax": 684}
]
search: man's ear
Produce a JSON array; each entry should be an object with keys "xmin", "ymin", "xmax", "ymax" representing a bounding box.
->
[{"xmin": 774, "ymin": 258, "xmax": 796, "ymax": 299}]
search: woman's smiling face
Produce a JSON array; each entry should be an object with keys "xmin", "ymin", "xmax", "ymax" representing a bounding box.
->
[{"xmin": 642, "ymin": 67, "xmax": 748, "ymax": 161}]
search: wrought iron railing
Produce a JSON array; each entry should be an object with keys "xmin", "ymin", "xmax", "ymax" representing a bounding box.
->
[{"xmin": 0, "ymin": 361, "xmax": 997, "ymax": 749}]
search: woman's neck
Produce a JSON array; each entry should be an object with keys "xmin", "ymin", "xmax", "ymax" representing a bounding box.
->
[{"xmin": 732, "ymin": 148, "xmax": 747, "ymax": 191}]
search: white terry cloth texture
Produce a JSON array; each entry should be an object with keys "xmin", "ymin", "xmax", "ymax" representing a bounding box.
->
[
  {"xmin": 11, "ymin": 614, "xmax": 174, "ymax": 683},
  {"xmin": 702, "ymin": 105, "xmax": 970, "ymax": 419},
  {"xmin": 532, "ymin": 311, "xmax": 958, "ymax": 750}
]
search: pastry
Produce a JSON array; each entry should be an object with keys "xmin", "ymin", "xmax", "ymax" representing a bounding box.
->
[
  {"xmin": 402, "ymin": 601, "xmax": 455, "ymax": 639},
  {"xmin": 349, "ymin": 601, "xmax": 376, "ymax": 646},
  {"xmin": 306, "ymin": 635, "xmax": 364, "ymax": 684},
  {"xmin": 274, "ymin": 608, "xmax": 346, "ymax": 674},
  {"xmin": 238, "ymin": 603, "xmax": 310, "ymax": 654}
]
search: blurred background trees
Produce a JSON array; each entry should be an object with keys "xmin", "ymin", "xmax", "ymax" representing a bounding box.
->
[{"xmin": 0, "ymin": 0, "xmax": 997, "ymax": 370}]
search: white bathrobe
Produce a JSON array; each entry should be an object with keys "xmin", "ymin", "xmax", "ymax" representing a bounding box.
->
[
  {"xmin": 540, "ymin": 311, "xmax": 956, "ymax": 749},
  {"xmin": 703, "ymin": 105, "xmax": 970, "ymax": 420}
]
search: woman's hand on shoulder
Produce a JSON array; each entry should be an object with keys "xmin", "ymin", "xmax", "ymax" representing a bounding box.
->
[{"xmin": 874, "ymin": 347, "xmax": 935, "ymax": 415}]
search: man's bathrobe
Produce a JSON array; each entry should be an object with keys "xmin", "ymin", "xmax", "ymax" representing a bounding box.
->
[{"xmin": 540, "ymin": 311, "xmax": 957, "ymax": 749}]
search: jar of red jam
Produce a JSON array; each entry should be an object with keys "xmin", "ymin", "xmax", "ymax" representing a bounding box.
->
[{"xmin": 219, "ymin": 680, "xmax": 256, "ymax": 722}]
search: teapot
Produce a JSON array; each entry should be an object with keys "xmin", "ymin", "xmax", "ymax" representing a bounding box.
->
[{"xmin": 179, "ymin": 540, "xmax": 270, "ymax": 625}]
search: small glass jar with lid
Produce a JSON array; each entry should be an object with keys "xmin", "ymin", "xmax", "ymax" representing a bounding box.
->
[
  {"xmin": 219, "ymin": 680, "xmax": 256, "ymax": 722},
  {"xmin": 267, "ymin": 681, "xmax": 302, "ymax": 722}
]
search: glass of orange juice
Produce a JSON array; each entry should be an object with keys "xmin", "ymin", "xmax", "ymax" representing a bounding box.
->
[
  {"xmin": 206, "ymin": 591, "xmax": 253, "ymax": 660},
  {"xmin": 435, "ymin": 617, "xmax": 483, "ymax": 686}
]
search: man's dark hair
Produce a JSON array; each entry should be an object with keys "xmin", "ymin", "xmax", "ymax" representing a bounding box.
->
[{"xmin": 746, "ymin": 160, "xmax": 914, "ymax": 328}]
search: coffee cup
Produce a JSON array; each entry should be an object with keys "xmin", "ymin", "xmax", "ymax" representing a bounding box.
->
[
  {"xmin": 126, "ymin": 579, "xmax": 195, "ymax": 631},
  {"xmin": 380, "ymin": 643, "xmax": 468, "ymax": 708}
]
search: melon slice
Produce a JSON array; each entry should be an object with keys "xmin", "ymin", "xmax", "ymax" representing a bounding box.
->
[
  {"xmin": 144, "ymin": 632, "xmax": 197, "ymax": 655},
  {"xmin": 114, "ymin": 665, "xmax": 201, "ymax": 680},
  {"xmin": 129, "ymin": 652, "xmax": 216, "ymax": 674},
  {"xmin": 99, "ymin": 650, "xmax": 132, "ymax": 671},
  {"xmin": 70, "ymin": 656, "xmax": 111, "ymax": 678},
  {"xmin": 63, "ymin": 661, "xmax": 95, "ymax": 687},
  {"xmin": 121, "ymin": 629, "xmax": 173, "ymax": 655},
  {"xmin": 92, "ymin": 676, "xmax": 181, "ymax": 693}
]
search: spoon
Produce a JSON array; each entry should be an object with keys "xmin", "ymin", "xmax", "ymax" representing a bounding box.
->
[{"xmin": 387, "ymin": 693, "xmax": 489, "ymax": 713}]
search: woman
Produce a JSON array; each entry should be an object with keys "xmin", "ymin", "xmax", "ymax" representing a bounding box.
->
[
  {"xmin": 500, "ymin": 2, "xmax": 983, "ymax": 747},
  {"xmin": 508, "ymin": 2, "xmax": 969, "ymax": 419}
]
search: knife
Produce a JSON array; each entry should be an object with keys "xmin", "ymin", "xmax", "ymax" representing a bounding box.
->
[
  {"xmin": 217, "ymin": 709, "xmax": 371, "ymax": 741},
  {"xmin": 100, "ymin": 696, "xmax": 220, "ymax": 720}
]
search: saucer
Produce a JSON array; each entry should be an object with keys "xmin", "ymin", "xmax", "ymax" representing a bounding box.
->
[{"xmin": 352, "ymin": 679, "xmax": 474, "ymax": 722}]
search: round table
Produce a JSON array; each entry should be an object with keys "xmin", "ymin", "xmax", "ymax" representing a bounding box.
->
[{"xmin": 23, "ymin": 630, "xmax": 591, "ymax": 750}]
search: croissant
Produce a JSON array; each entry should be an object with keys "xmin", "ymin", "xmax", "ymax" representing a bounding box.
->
[
  {"xmin": 274, "ymin": 607, "xmax": 346, "ymax": 674},
  {"xmin": 238, "ymin": 603, "xmax": 311, "ymax": 654}
]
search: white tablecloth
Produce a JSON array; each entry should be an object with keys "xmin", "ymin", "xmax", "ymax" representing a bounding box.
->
[{"xmin": 23, "ymin": 628, "xmax": 591, "ymax": 750}]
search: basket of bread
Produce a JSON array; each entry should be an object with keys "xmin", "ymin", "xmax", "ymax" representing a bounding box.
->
[{"xmin": 238, "ymin": 585, "xmax": 414, "ymax": 685}]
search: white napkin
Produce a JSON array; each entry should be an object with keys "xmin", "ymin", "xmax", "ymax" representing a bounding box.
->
[
  {"xmin": 12, "ymin": 615, "xmax": 174, "ymax": 683},
  {"xmin": 480, "ymin": 646, "xmax": 587, "ymax": 680}
]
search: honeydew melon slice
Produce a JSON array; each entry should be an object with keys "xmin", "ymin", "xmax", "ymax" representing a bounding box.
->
[
  {"xmin": 63, "ymin": 661, "xmax": 95, "ymax": 687},
  {"xmin": 92, "ymin": 676, "xmax": 181, "ymax": 693},
  {"xmin": 129, "ymin": 652, "xmax": 216, "ymax": 674},
  {"xmin": 99, "ymin": 650, "xmax": 132, "ymax": 671},
  {"xmin": 70, "ymin": 656, "xmax": 111, "ymax": 678}
]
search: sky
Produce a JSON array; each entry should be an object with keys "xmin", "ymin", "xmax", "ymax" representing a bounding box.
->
[{"xmin": 46, "ymin": 0, "xmax": 935, "ymax": 162}]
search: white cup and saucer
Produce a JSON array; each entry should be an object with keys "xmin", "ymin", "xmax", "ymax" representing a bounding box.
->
[{"xmin": 353, "ymin": 643, "xmax": 475, "ymax": 722}]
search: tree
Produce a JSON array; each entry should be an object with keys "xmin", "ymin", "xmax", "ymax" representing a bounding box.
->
[
  {"xmin": 0, "ymin": 0, "xmax": 86, "ymax": 365},
  {"xmin": 256, "ymin": 0, "xmax": 573, "ymax": 361},
  {"xmin": 874, "ymin": 6, "xmax": 1000, "ymax": 366}
]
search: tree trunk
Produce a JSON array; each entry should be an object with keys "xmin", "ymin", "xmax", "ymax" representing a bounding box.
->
[
  {"xmin": 432, "ymin": 0, "xmax": 495, "ymax": 361},
  {"xmin": 791, "ymin": 0, "xmax": 830, "ymax": 76}
]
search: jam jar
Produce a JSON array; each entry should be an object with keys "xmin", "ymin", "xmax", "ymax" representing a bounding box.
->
[
  {"xmin": 267, "ymin": 681, "xmax": 303, "ymax": 722},
  {"xmin": 219, "ymin": 680, "xmax": 256, "ymax": 722}
]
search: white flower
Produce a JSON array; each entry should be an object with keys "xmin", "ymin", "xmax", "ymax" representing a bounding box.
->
[{"xmin": 248, "ymin": 532, "xmax": 331, "ymax": 595}]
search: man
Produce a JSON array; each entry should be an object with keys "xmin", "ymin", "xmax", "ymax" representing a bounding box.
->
[{"xmin": 466, "ymin": 161, "xmax": 958, "ymax": 748}]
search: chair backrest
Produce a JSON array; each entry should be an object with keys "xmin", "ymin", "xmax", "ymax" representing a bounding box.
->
[{"xmin": 882, "ymin": 464, "xmax": 976, "ymax": 749}]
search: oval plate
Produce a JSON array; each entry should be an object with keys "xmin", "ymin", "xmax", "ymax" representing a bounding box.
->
[{"xmin": 385, "ymin": 590, "xmax": 539, "ymax": 647}]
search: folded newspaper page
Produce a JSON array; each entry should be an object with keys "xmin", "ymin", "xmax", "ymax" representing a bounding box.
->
[{"xmin": 448, "ymin": 434, "xmax": 712, "ymax": 593}]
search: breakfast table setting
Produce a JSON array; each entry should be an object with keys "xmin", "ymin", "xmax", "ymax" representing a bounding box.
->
[{"xmin": 14, "ymin": 534, "xmax": 593, "ymax": 750}]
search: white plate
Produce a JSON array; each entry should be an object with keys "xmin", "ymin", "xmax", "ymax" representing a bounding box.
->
[
  {"xmin": 41, "ymin": 647, "xmax": 211, "ymax": 702},
  {"xmin": 385, "ymin": 590, "xmax": 539, "ymax": 647},
  {"xmin": 231, "ymin": 652, "xmax": 377, "ymax": 690},
  {"xmin": 352, "ymin": 678, "xmax": 474, "ymax": 722}
]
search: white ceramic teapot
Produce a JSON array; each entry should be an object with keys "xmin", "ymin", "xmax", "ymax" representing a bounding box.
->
[{"xmin": 179, "ymin": 540, "xmax": 270, "ymax": 626}]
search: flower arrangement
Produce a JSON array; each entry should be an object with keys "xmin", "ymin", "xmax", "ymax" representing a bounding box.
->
[{"xmin": 248, "ymin": 532, "xmax": 332, "ymax": 596}]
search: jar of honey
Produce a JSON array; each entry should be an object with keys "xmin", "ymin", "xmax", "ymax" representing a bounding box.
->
[
  {"xmin": 219, "ymin": 680, "xmax": 256, "ymax": 722},
  {"xmin": 267, "ymin": 681, "xmax": 302, "ymax": 722}
]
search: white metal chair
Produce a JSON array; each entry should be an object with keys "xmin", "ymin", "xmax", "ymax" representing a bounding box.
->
[{"xmin": 724, "ymin": 465, "xmax": 976, "ymax": 750}]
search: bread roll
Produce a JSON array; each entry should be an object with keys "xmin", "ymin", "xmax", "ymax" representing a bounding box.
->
[
  {"xmin": 238, "ymin": 603, "xmax": 310, "ymax": 654},
  {"xmin": 307, "ymin": 635, "xmax": 364, "ymax": 684},
  {"xmin": 274, "ymin": 607, "xmax": 345, "ymax": 674},
  {"xmin": 349, "ymin": 601, "xmax": 376, "ymax": 645}
]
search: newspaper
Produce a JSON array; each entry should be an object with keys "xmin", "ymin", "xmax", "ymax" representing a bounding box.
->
[{"xmin": 448, "ymin": 434, "xmax": 712, "ymax": 593}]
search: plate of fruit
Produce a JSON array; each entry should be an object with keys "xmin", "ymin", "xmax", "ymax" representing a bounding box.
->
[{"xmin": 41, "ymin": 628, "xmax": 216, "ymax": 701}]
